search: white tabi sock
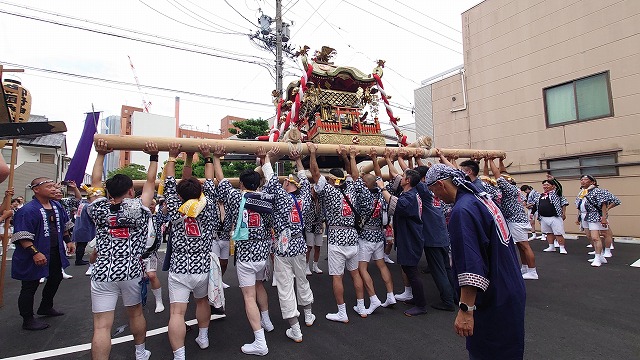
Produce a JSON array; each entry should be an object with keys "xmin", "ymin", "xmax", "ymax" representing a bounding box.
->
[{"xmin": 173, "ymin": 346, "xmax": 185, "ymax": 360}]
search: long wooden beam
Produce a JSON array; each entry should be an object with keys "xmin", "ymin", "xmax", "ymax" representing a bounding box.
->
[
  {"xmin": 94, "ymin": 134, "xmax": 505, "ymax": 159},
  {"xmin": 131, "ymin": 173, "xmax": 397, "ymax": 190}
]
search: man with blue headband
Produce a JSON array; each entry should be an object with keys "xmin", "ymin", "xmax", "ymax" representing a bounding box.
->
[{"xmin": 426, "ymin": 163, "xmax": 526, "ymax": 360}]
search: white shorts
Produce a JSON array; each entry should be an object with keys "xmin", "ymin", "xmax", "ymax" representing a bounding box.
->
[
  {"xmin": 305, "ymin": 232, "xmax": 323, "ymax": 247},
  {"xmin": 236, "ymin": 260, "xmax": 267, "ymax": 288},
  {"xmin": 580, "ymin": 218, "xmax": 589, "ymax": 231},
  {"xmin": 358, "ymin": 240, "xmax": 385, "ymax": 262},
  {"xmin": 540, "ymin": 216, "xmax": 565, "ymax": 236},
  {"xmin": 587, "ymin": 222, "xmax": 608, "ymax": 231},
  {"xmin": 142, "ymin": 254, "xmax": 158, "ymax": 272},
  {"xmin": 211, "ymin": 239, "xmax": 230, "ymax": 260},
  {"xmin": 168, "ymin": 272, "xmax": 209, "ymax": 303},
  {"xmin": 91, "ymin": 278, "xmax": 142, "ymax": 313},
  {"xmin": 507, "ymin": 222, "xmax": 532, "ymax": 243},
  {"xmin": 328, "ymin": 244, "xmax": 358, "ymax": 276}
]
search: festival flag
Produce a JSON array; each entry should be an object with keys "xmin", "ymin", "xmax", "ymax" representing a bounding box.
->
[{"xmin": 65, "ymin": 111, "xmax": 100, "ymax": 185}]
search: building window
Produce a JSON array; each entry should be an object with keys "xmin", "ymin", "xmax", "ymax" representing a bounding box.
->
[
  {"xmin": 40, "ymin": 153, "xmax": 55, "ymax": 164},
  {"xmin": 544, "ymin": 72, "xmax": 613, "ymax": 126},
  {"xmin": 547, "ymin": 152, "xmax": 617, "ymax": 178}
]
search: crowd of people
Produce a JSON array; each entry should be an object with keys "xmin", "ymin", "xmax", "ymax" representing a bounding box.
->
[{"xmin": 3, "ymin": 140, "xmax": 623, "ymax": 360}]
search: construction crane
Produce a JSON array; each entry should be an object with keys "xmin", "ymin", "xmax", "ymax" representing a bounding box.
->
[{"xmin": 127, "ymin": 55, "xmax": 151, "ymax": 112}]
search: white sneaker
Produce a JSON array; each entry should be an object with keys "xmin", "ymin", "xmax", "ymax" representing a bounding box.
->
[
  {"xmin": 241, "ymin": 341, "xmax": 268, "ymax": 356},
  {"xmin": 554, "ymin": 240, "xmax": 560, "ymax": 248},
  {"xmin": 195, "ymin": 336, "xmax": 209, "ymax": 349},
  {"xmin": 587, "ymin": 251, "xmax": 596, "ymax": 255},
  {"xmin": 260, "ymin": 318, "xmax": 274, "ymax": 332},
  {"xmin": 384, "ymin": 255, "xmax": 395, "ymax": 264},
  {"xmin": 325, "ymin": 312, "xmax": 349, "ymax": 323},
  {"xmin": 285, "ymin": 327, "xmax": 303, "ymax": 343},
  {"xmin": 600, "ymin": 254, "xmax": 608, "ymax": 264},
  {"xmin": 312, "ymin": 263, "xmax": 323, "ymax": 274},
  {"xmin": 543, "ymin": 246, "xmax": 556, "ymax": 252},
  {"xmin": 586, "ymin": 244, "xmax": 593, "ymax": 248},
  {"xmin": 394, "ymin": 292, "xmax": 413, "ymax": 302},
  {"xmin": 522, "ymin": 270, "xmax": 539, "ymax": 280},
  {"xmin": 62, "ymin": 270, "xmax": 73, "ymax": 279},
  {"xmin": 135, "ymin": 349, "xmax": 151, "ymax": 360},
  {"xmin": 559, "ymin": 247, "xmax": 568, "ymax": 254},
  {"xmin": 85, "ymin": 265, "xmax": 93, "ymax": 276},
  {"xmin": 591, "ymin": 256, "xmax": 602, "ymax": 267},
  {"xmin": 353, "ymin": 304, "xmax": 368, "ymax": 318},
  {"xmin": 603, "ymin": 249, "xmax": 612, "ymax": 258},
  {"xmin": 304, "ymin": 312, "xmax": 316, "ymax": 327},
  {"xmin": 305, "ymin": 267, "xmax": 312, "ymax": 276}
]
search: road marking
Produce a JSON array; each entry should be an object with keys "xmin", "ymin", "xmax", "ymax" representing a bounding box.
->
[
  {"xmin": 631, "ymin": 258, "xmax": 640, "ymax": 267},
  {"xmin": 1, "ymin": 314, "xmax": 225, "ymax": 360}
]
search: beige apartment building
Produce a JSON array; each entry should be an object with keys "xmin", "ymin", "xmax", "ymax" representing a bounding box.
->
[{"xmin": 418, "ymin": 0, "xmax": 640, "ymax": 236}]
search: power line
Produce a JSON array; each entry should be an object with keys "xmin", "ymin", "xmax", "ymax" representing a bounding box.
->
[
  {"xmin": 163, "ymin": 0, "xmax": 235, "ymax": 33},
  {"xmin": 138, "ymin": 0, "xmax": 246, "ymax": 34},
  {"xmin": 224, "ymin": 0, "xmax": 257, "ymax": 27},
  {"xmin": 290, "ymin": 0, "xmax": 330, "ymax": 39},
  {"xmin": 342, "ymin": 0, "xmax": 462, "ymax": 54},
  {"xmin": 0, "ymin": 1, "xmax": 262, "ymax": 60},
  {"xmin": 283, "ymin": 0, "xmax": 300, "ymax": 15},
  {"xmin": 0, "ymin": 10, "xmax": 274, "ymax": 67},
  {"xmin": 181, "ymin": 0, "xmax": 251, "ymax": 32},
  {"xmin": 368, "ymin": 0, "xmax": 462, "ymax": 45},
  {"xmin": 395, "ymin": 0, "xmax": 462, "ymax": 34},
  {"xmin": 23, "ymin": 72, "xmax": 274, "ymax": 115},
  {"xmin": 0, "ymin": 61, "xmax": 275, "ymax": 108}
]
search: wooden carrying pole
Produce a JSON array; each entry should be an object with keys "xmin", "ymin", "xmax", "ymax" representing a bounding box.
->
[
  {"xmin": 0, "ymin": 66, "xmax": 25, "ymax": 307},
  {"xmin": 131, "ymin": 173, "xmax": 398, "ymax": 190},
  {"xmin": 94, "ymin": 134, "xmax": 506, "ymax": 159}
]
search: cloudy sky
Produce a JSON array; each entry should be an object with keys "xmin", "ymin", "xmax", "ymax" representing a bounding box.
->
[{"xmin": 0, "ymin": 0, "xmax": 481, "ymax": 170}]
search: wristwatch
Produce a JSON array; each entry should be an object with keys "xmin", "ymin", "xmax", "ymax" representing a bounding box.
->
[{"xmin": 459, "ymin": 302, "xmax": 476, "ymax": 312}]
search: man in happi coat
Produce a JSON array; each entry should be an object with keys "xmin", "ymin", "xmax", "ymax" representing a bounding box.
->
[{"xmin": 426, "ymin": 164, "xmax": 526, "ymax": 360}]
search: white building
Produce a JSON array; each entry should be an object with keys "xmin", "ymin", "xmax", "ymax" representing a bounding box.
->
[
  {"xmin": 128, "ymin": 112, "xmax": 175, "ymax": 168},
  {"xmin": 102, "ymin": 114, "xmax": 121, "ymax": 175}
]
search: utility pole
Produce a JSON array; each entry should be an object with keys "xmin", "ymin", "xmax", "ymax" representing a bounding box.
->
[
  {"xmin": 275, "ymin": 0, "xmax": 283, "ymax": 98},
  {"xmin": 253, "ymin": 1, "xmax": 292, "ymax": 99}
]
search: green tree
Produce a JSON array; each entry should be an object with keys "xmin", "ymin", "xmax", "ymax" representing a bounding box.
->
[
  {"xmin": 158, "ymin": 157, "xmax": 295, "ymax": 180},
  {"xmin": 221, "ymin": 161, "xmax": 258, "ymax": 177},
  {"xmin": 228, "ymin": 118, "xmax": 270, "ymax": 139},
  {"xmin": 107, "ymin": 163, "xmax": 148, "ymax": 180}
]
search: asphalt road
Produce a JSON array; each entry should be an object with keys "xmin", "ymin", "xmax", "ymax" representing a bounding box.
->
[{"xmin": 0, "ymin": 238, "xmax": 639, "ymax": 360}]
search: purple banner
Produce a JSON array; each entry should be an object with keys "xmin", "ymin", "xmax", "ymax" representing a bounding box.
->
[{"xmin": 65, "ymin": 112, "xmax": 100, "ymax": 185}]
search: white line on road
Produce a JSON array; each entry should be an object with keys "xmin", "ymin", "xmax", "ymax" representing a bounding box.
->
[{"xmin": 0, "ymin": 314, "xmax": 225, "ymax": 360}]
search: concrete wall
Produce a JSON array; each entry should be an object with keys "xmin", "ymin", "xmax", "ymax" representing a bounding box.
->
[{"xmin": 429, "ymin": 0, "xmax": 640, "ymax": 236}]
